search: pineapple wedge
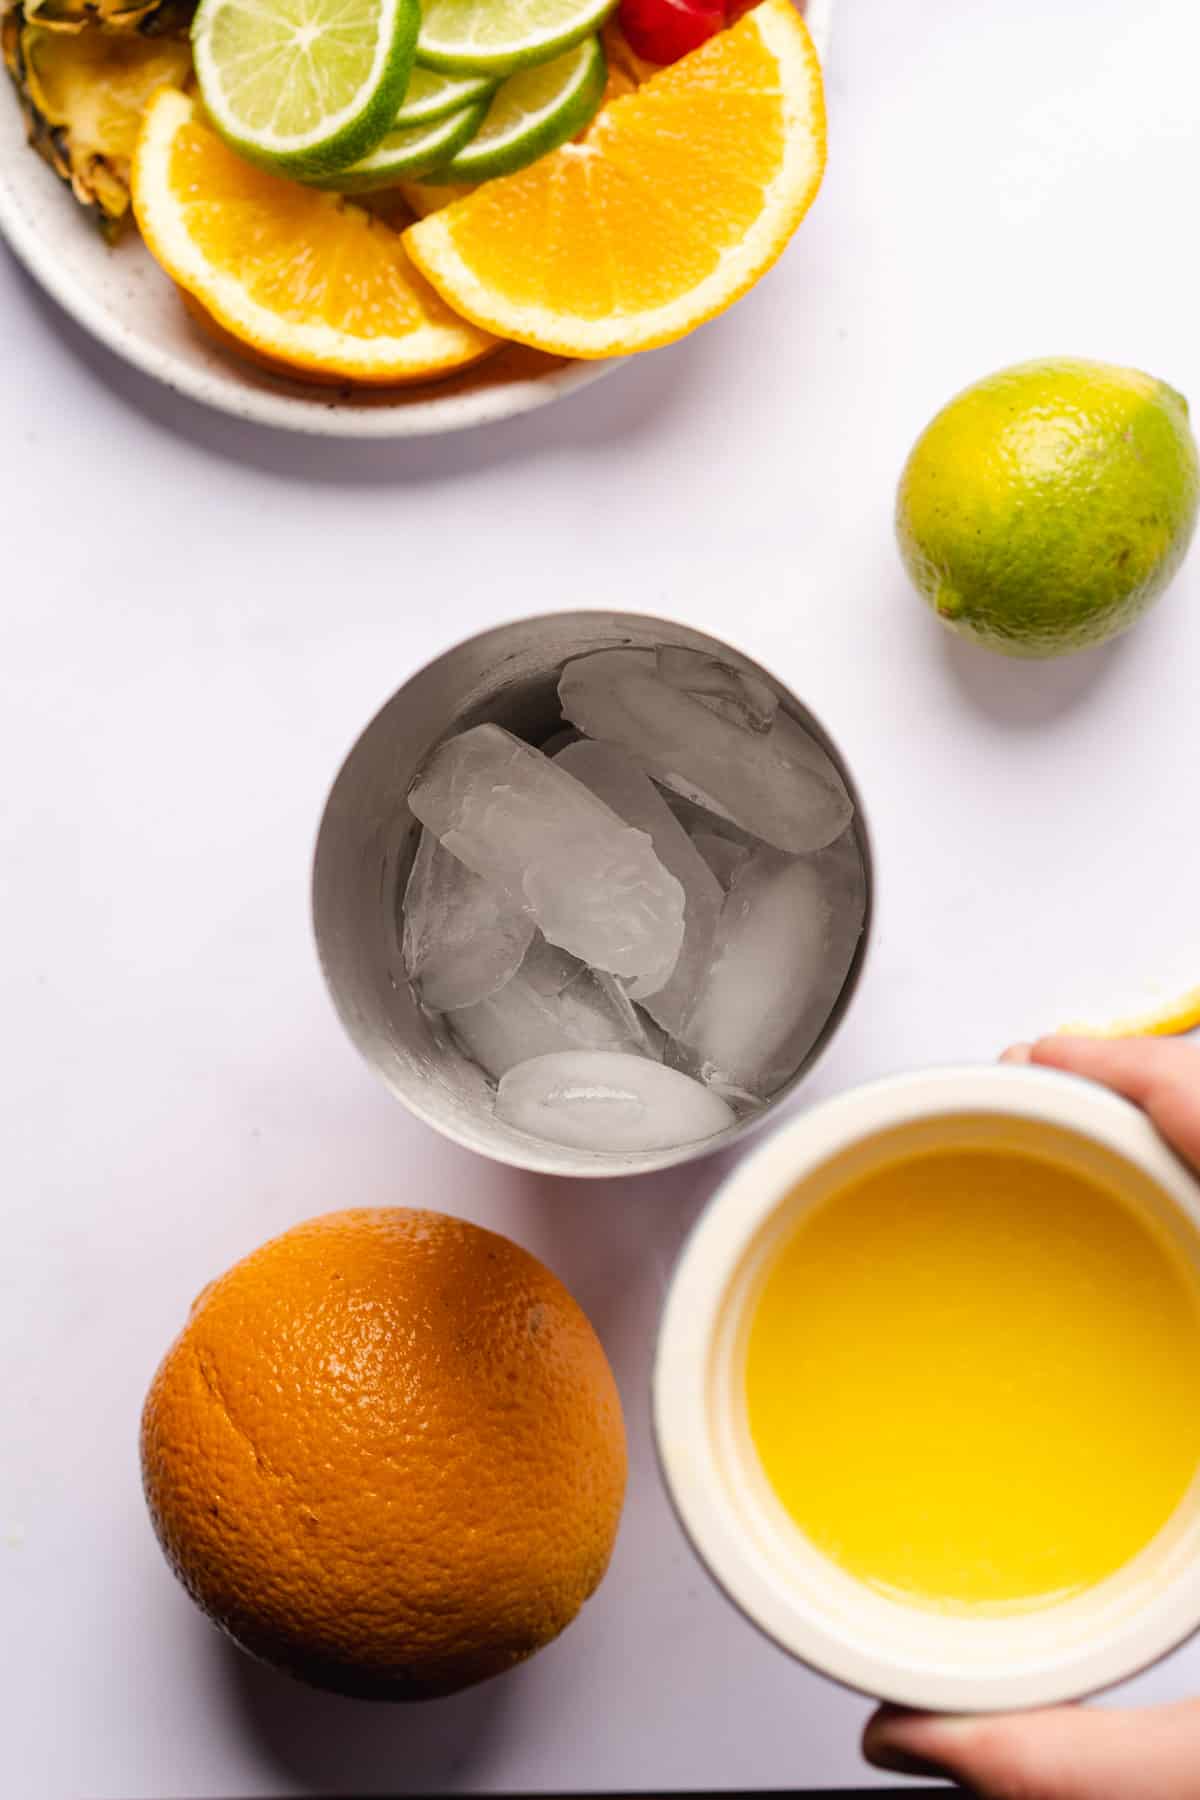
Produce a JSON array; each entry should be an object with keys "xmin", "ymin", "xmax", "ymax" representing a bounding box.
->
[
  {"xmin": 3, "ymin": 6, "xmax": 192, "ymax": 235},
  {"xmin": 21, "ymin": 0, "xmax": 194, "ymax": 36}
]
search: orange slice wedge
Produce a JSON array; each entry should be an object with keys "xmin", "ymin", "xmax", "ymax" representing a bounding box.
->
[
  {"xmin": 132, "ymin": 89, "xmax": 497, "ymax": 386},
  {"xmin": 1062, "ymin": 987, "xmax": 1200, "ymax": 1040},
  {"xmin": 405, "ymin": 0, "xmax": 826, "ymax": 359}
]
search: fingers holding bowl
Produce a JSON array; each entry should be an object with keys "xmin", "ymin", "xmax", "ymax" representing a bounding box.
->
[{"xmin": 1001, "ymin": 1036, "xmax": 1200, "ymax": 1174}]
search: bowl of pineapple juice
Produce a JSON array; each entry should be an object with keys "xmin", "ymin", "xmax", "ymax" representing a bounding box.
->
[{"xmin": 654, "ymin": 1063, "xmax": 1200, "ymax": 1710}]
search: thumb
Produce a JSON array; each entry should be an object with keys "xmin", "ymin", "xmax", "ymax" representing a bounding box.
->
[{"xmin": 863, "ymin": 1701, "xmax": 1200, "ymax": 1799}]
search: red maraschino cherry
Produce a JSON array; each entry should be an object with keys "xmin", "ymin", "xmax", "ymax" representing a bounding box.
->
[{"xmin": 619, "ymin": 0, "xmax": 726, "ymax": 65}]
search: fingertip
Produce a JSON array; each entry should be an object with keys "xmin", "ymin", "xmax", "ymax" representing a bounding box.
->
[
  {"xmin": 1028, "ymin": 1034, "xmax": 1096, "ymax": 1064},
  {"xmin": 1024, "ymin": 1034, "xmax": 1129, "ymax": 1080},
  {"xmin": 861, "ymin": 1709, "xmax": 926, "ymax": 1776},
  {"xmin": 862, "ymin": 1708, "xmax": 972, "ymax": 1780},
  {"xmin": 861, "ymin": 1740, "xmax": 949, "ymax": 1778},
  {"xmin": 1026, "ymin": 1032, "xmax": 1184, "ymax": 1082},
  {"xmin": 999, "ymin": 1042, "xmax": 1033, "ymax": 1064},
  {"xmin": 862, "ymin": 1703, "xmax": 902, "ymax": 1748}
]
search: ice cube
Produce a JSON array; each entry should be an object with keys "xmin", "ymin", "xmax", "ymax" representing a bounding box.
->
[
  {"xmin": 656, "ymin": 646, "xmax": 778, "ymax": 734},
  {"xmin": 690, "ymin": 832, "xmax": 752, "ymax": 891},
  {"xmin": 554, "ymin": 738, "xmax": 723, "ymax": 1025},
  {"xmin": 772, "ymin": 712, "xmax": 854, "ymax": 814},
  {"xmin": 447, "ymin": 954, "xmax": 646, "ymax": 1081},
  {"xmin": 593, "ymin": 972, "xmax": 656, "ymax": 1052},
  {"xmin": 408, "ymin": 723, "xmax": 685, "ymax": 989},
  {"xmin": 401, "ymin": 827, "xmax": 534, "ymax": 1011},
  {"xmin": 558, "ymin": 650, "xmax": 852, "ymax": 853},
  {"xmin": 708, "ymin": 1079, "xmax": 765, "ymax": 1116},
  {"xmin": 664, "ymin": 793, "xmax": 764, "ymax": 854},
  {"xmin": 634, "ymin": 1006, "xmax": 670, "ymax": 1062},
  {"xmin": 518, "ymin": 934, "xmax": 584, "ymax": 996},
  {"xmin": 538, "ymin": 727, "xmax": 581, "ymax": 756},
  {"xmin": 673, "ymin": 829, "xmax": 867, "ymax": 1095},
  {"xmin": 496, "ymin": 1051, "xmax": 736, "ymax": 1153},
  {"xmin": 508, "ymin": 936, "xmax": 660, "ymax": 1058}
]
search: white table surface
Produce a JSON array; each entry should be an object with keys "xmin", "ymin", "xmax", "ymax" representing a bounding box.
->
[{"xmin": 4, "ymin": 0, "xmax": 1200, "ymax": 1793}]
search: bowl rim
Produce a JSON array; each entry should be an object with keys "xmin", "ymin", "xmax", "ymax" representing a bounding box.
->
[
  {"xmin": 0, "ymin": 156, "xmax": 620, "ymax": 438},
  {"xmin": 653, "ymin": 1062, "xmax": 1200, "ymax": 1711}
]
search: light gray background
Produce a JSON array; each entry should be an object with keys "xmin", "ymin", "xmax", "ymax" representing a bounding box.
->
[{"xmin": 4, "ymin": 0, "xmax": 1200, "ymax": 1792}]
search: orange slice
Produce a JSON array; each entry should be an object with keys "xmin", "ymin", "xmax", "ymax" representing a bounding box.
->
[
  {"xmin": 1062, "ymin": 987, "xmax": 1200, "ymax": 1040},
  {"xmin": 132, "ymin": 89, "xmax": 497, "ymax": 387},
  {"xmin": 405, "ymin": 0, "xmax": 826, "ymax": 359}
]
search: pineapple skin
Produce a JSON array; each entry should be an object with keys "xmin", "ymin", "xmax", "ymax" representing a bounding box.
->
[{"xmin": 3, "ymin": 1, "xmax": 194, "ymax": 238}]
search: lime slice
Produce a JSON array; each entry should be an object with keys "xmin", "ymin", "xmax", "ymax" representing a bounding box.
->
[
  {"xmin": 313, "ymin": 98, "xmax": 488, "ymax": 188},
  {"xmin": 423, "ymin": 35, "xmax": 605, "ymax": 182},
  {"xmin": 417, "ymin": 0, "xmax": 616, "ymax": 75},
  {"xmin": 396, "ymin": 64, "xmax": 496, "ymax": 126},
  {"xmin": 192, "ymin": 0, "xmax": 419, "ymax": 176}
]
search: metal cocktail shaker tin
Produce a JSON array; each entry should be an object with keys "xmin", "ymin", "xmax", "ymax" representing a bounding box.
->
[{"xmin": 312, "ymin": 610, "xmax": 873, "ymax": 1177}]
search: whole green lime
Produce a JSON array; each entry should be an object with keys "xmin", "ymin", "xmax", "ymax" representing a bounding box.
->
[{"xmin": 896, "ymin": 358, "xmax": 1200, "ymax": 657}]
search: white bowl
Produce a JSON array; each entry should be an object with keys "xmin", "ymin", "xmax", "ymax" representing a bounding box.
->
[
  {"xmin": 0, "ymin": 0, "xmax": 832, "ymax": 437},
  {"xmin": 654, "ymin": 1064, "xmax": 1200, "ymax": 1712}
]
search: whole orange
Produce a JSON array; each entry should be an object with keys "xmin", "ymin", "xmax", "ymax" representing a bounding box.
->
[{"xmin": 140, "ymin": 1209, "xmax": 627, "ymax": 1699}]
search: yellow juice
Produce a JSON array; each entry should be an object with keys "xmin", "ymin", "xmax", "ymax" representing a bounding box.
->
[{"xmin": 745, "ymin": 1146, "xmax": 1200, "ymax": 1611}]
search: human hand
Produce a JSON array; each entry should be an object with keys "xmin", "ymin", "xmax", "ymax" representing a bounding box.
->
[
  {"xmin": 999, "ymin": 1036, "xmax": 1200, "ymax": 1173},
  {"xmin": 863, "ymin": 1034, "xmax": 1200, "ymax": 1799}
]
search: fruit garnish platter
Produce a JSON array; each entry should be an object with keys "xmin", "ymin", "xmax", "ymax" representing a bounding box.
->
[{"xmin": 0, "ymin": 0, "xmax": 831, "ymax": 434}]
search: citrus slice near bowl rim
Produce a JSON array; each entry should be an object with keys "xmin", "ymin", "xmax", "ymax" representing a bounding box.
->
[
  {"xmin": 395, "ymin": 64, "xmax": 497, "ymax": 126},
  {"xmin": 133, "ymin": 88, "xmax": 498, "ymax": 385},
  {"xmin": 417, "ymin": 0, "xmax": 616, "ymax": 76},
  {"xmin": 191, "ymin": 0, "xmax": 419, "ymax": 176},
  {"xmin": 405, "ymin": 0, "xmax": 826, "ymax": 358},
  {"xmin": 423, "ymin": 36, "xmax": 606, "ymax": 185},
  {"xmin": 312, "ymin": 96, "xmax": 488, "ymax": 188}
]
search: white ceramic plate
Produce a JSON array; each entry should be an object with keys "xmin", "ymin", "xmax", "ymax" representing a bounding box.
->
[{"xmin": 0, "ymin": 0, "xmax": 831, "ymax": 437}]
